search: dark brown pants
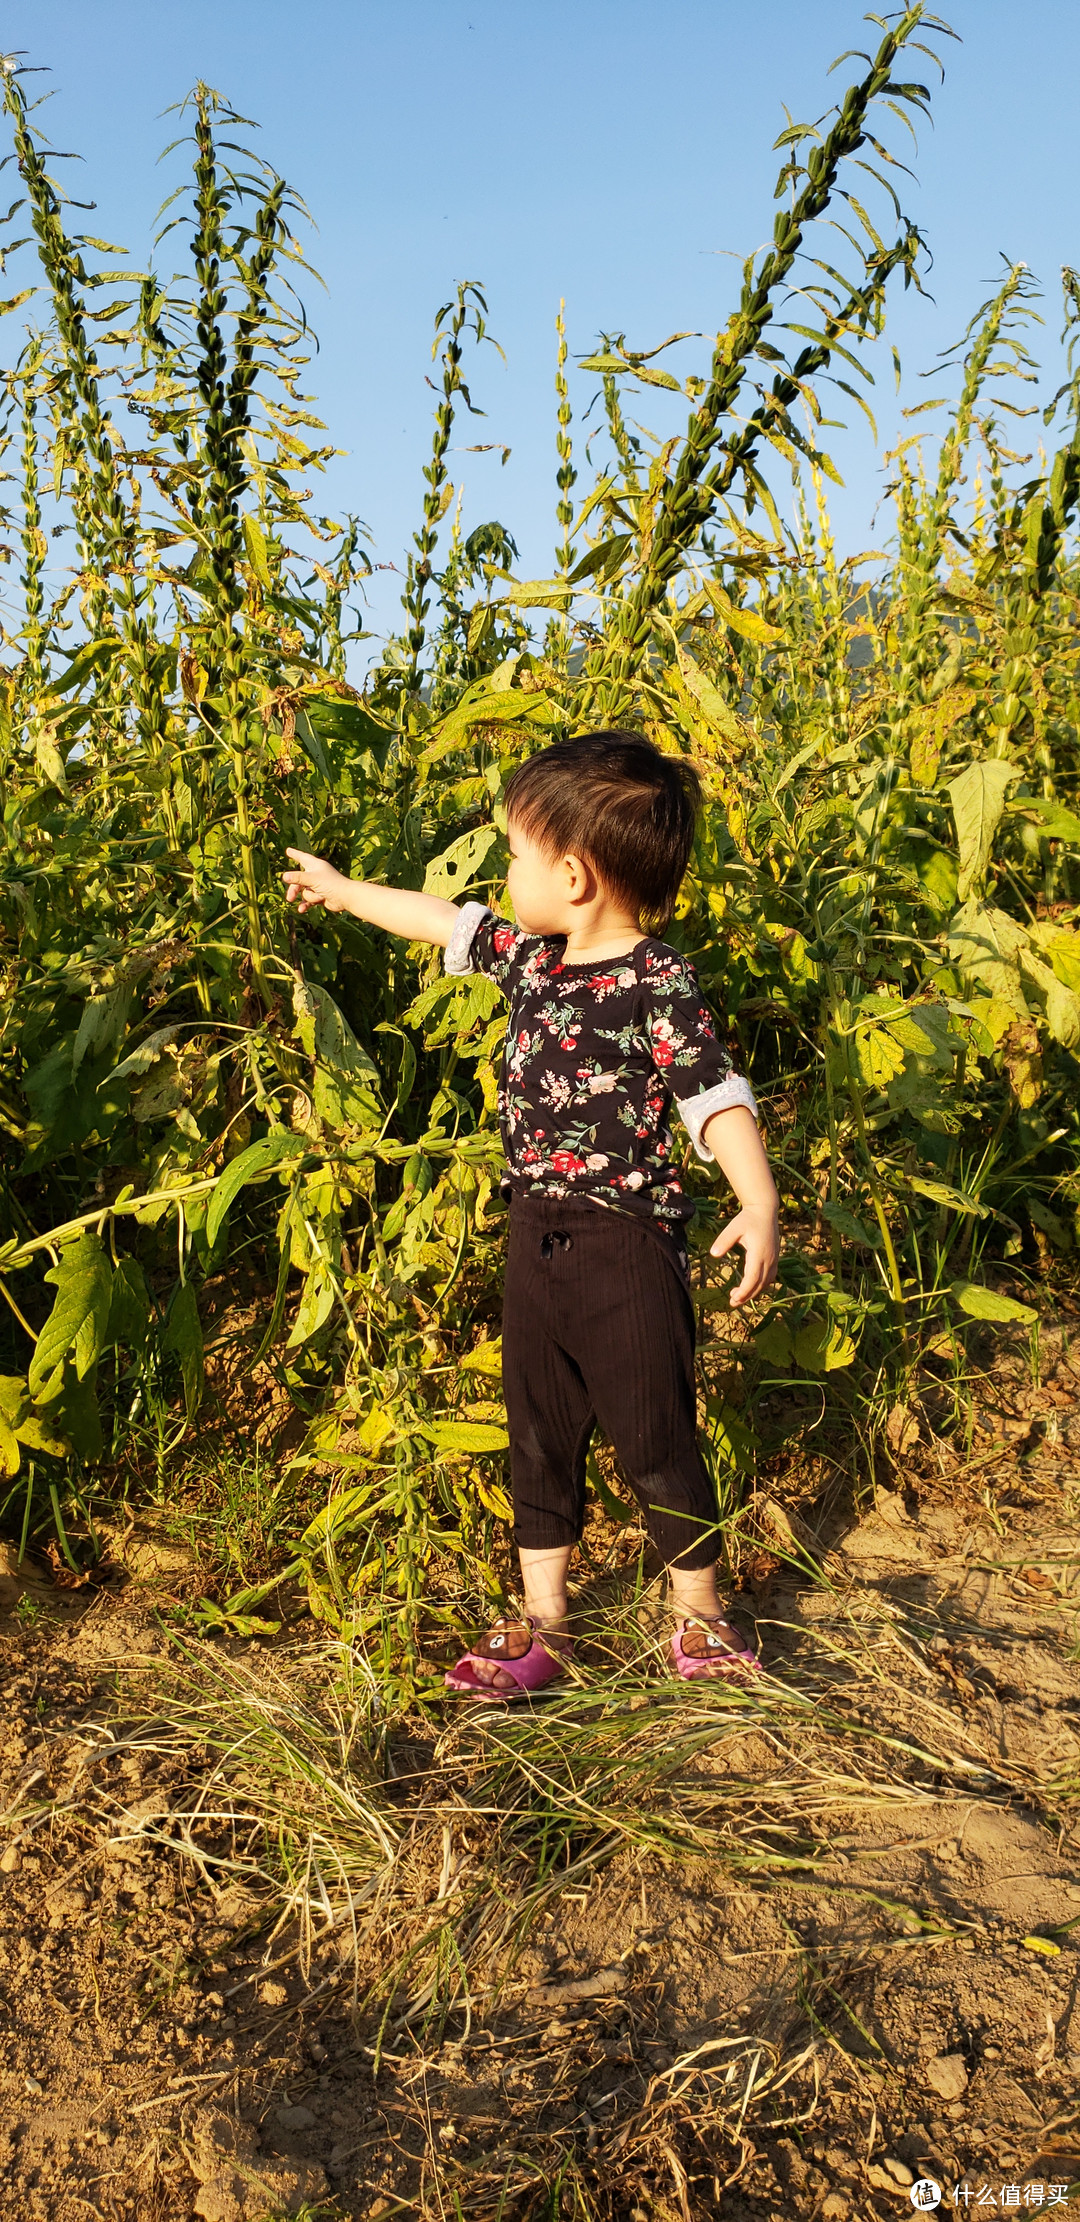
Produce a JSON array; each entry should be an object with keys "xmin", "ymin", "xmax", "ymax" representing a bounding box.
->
[{"xmin": 501, "ymin": 1195, "xmax": 720, "ymax": 1571}]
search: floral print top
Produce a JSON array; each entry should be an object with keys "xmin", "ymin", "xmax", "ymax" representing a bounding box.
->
[{"xmin": 445, "ymin": 901, "xmax": 757, "ymax": 1230}]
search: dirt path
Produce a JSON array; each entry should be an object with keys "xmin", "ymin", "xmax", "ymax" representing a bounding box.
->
[{"xmin": 1, "ymin": 1424, "xmax": 1078, "ymax": 2219}]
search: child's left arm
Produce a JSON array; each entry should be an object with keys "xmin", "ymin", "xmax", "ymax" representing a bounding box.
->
[{"xmin": 701, "ymin": 1105, "xmax": 779, "ymax": 1307}]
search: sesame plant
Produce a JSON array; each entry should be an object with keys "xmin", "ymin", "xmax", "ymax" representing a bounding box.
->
[{"xmin": 0, "ymin": 8, "xmax": 1077, "ymax": 1655}]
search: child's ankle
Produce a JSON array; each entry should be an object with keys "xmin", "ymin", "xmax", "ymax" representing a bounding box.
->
[{"xmin": 522, "ymin": 1599, "xmax": 569, "ymax": 1637}]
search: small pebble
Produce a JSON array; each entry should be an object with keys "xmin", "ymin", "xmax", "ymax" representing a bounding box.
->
[
  {"xmin": 24, "ymin": 2076, "xmax": 42, "ymax": 2097},
  {"xmin": 882, "ymin": 2159, "xmax": 914, "ymax": 2187},
  {"xmin": 258, "ymin": 1979, "xmax": 289, "ymax": 2007},
  {"xmin": 274, "ymin": 2104, "xmax": 317, "ymax": 2132},
  {"xmin": 925, "ymin": 2052, "xmax": 968, "ymax": 2101},
  {"xmin": 0, "ymin": 1845, "xmax": 21, "ymax": 1874}
]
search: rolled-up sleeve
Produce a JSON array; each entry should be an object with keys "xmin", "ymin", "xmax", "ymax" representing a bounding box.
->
[
  {"xmin": 442, "ymin": 904, "xmax": 539, "ymax": 996},
  {"xmin": 443, "ymin": 901, "xmax": 493, "ymax": 976},
  {"xmin": 676, "ymin": 1073, "xmax": 759, "ymax": 1159}
]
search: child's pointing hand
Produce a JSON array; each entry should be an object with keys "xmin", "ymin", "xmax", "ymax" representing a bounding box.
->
[{"xmin": 282, "ymin": 848, "xmax": 351, "ymax": 914}]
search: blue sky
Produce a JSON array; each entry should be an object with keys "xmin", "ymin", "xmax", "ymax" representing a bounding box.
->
[{"xmin": 2, "ymin": 2, "xmax": 1077, "ymax": 659}]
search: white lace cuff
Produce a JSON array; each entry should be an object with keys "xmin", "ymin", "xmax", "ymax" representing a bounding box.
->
[
  {"xmin": 443, "ymin": 901, "xmax": 493, "ymax": 976},
  {"xmin": 676, "ymin": 1075, "xmax": 759, "ymax": 1160}
]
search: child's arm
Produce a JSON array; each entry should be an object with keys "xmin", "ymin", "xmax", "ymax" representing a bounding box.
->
[
  {"xmin": 702, "ymin": 1105, "xmax": 779, "ymax": 1308},
  {"xmin": 282, "ymin": 848, "xmax": 460, "ymax": 948}
]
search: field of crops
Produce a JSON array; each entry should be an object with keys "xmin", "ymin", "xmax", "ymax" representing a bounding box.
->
[{"xmin": 1, "ymin": 9, "xmax": 1079, "ymax": 2217}]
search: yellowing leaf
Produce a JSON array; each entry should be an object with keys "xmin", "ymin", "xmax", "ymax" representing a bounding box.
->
[
  {"xmin": 856, "ymin": 1026, "xmax": 906, "ymax": 1088},
  {"xmin": 0, "ymin": 1407, "xmax": 19, "ymax": 1479},
  {"xmin": 702, "ymin": 576, "xmax": 783, "ymax": 645},
  {"xmin": 420, "ymin": 1420, "xmax": 510, "ymax": 1454},
  {"xmin": 355, "ymin": 1406, "xmax": 398, "ymax": 1454},
  {"xmin": 1000, "ymin": 1017, "xmax": 1043, "ymax": 1107},
  {"xmin": 666, "ymin": 631, "xmax": 750, "ymax": 751},
  {"xmin": 967, "ymin": 996, "xmax": 1018, "ymax": 1048},
  {"xmin": 460, "ymin": 1339, "xmax": 503, "ymax": 1376},
  {"xmin": 474, "ymin": 1476, "xmax": 514, "ymax": 1520},
  {"xmin": 793, "ymin": 1315, "xmax": 857, "ymax": 1372},
  {"xmin": 908, "ymin": 684, "xmax": 975, "ymax": 789}
]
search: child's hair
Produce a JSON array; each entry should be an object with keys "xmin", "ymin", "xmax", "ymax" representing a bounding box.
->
[{"xmin": 503, "ymin": 730, "xmax": 702, "ymax": 930}]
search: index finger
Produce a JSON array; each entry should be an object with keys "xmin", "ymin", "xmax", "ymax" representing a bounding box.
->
[{"xmin": 284, "ymin": 847, "xmax": 317, "ymax": 867}]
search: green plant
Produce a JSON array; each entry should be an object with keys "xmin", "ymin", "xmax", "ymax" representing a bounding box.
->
[{"xmin": 0, "ymin": 12, "xmax": 1076, "ymax": 1670}]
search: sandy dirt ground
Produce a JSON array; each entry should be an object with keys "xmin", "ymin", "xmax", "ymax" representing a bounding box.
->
[{"xmin": 1, "ymin": 1342, "xmax": 1078, "ymax": 2220}]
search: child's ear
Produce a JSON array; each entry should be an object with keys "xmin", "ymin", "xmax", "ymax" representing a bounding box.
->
[{"xmin": 563, "ymin": 851, "xmax": 590, "ymax": 900}]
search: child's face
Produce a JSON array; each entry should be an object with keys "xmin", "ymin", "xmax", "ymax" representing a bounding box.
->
[{"xmin": 505, "ymin": 818, "xmax": 572, "ymax": 935}]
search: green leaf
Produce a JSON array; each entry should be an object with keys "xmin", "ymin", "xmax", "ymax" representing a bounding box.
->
[
  {"xmin": 753, "ymin": 1317, "xmax": 794, "ymax": 1366},
  {"xmin": 206, "ymin": 1132, "xmax": 306, "ymax": 1251},
  {"xmin": 946, "ymin": 900, "xmax": 1028, "ymax": 1015},
  {"xmin": 242, "ymin": 513, "xmax": 273, "ymax": 589},
  {"xmin": 293, "ymin": 980, "xmax": 380, "ymax": 1085},
  {"xmin": 300, "ymin": 1481, "xmax": 379, "ymax": 1553},
  {"xmin": 950, "ymin": 1280, "xmax": 1037, "ymax": 1326},
  {"xmin": 107, "ymin": 1257, "xmax": 151, "ymax": 1351},
  {"xmin": 1026, "ymin": 1196, "xmax": 1073, "ymax": 1251},
  {"xmin": 907, "ymin": 1176, "xmax": 988, "ymax": 1217},
  {"xmin": 286, "ymin": 1260, "xmax": 336, "ymax": 1349},
  {"xmin": 29, "ymin": 1232, "xmax": 112, "ymax": 1400},
  {"xmin": 304, "ymin": 693, "xmax": 394, "ymax": 773},
  {"xmin": 193, "ymin": 1601, "xmax": 281, "ymax": 1638},
  {"xmin": 423, "ymin": 824, "xmax": 498, "ymax": 901},
  {"xmin": 418, "ymin": 1420, "xmax": 510, "ymax": 1454},
  {"xmin": 163, "ymin": 1281, "xmax": 204, "ymax": 1417},
  {"xmin": 566, "ymin": 535, "xmax": 633, "ymax": 585},
  {"xmin": 504, "ymin": 577, "xmax": 573, "ymax": 610},
  {"xmin": 34, "ymin": 724, "xmax": 68, "ymax": 793},
  {"xmin": 948, "ymin": 758, "xmax": 1019, "ymax": 900},
  {"xmin": 106, "ymin": 1024, "xmax": 183, "ymax": 1086},
  {"xmin": 821, "ymin": 1200, "xmax": 877, "ymax": 1246},
  {"xmin": 38, "ymin": 1368, "xmax": 102, "ymax": 1461},
  {"xmin": 421, "ymin": 680, "xmax": 557, "ymax": 765},
  {"xmin": 663, "ymin": 627, "xmax": 749, "ymax": 748},
  {"xmin": 1006, "ymin": 796, "xmax": 1080, "ymax": 845},
  {"xmin": 44, "ymin": 637, "xmax": 122, "ymax": 697},
  {"xmin": 73, "ymin": 982, "xmax": 132, "ymax": 1077}
]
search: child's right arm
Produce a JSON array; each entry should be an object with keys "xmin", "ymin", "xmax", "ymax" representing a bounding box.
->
[{"xmin": 282, "ymin": 847, "xmax": 460, "ymax": 948}]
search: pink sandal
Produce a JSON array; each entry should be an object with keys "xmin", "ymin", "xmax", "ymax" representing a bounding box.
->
[
  {"xmin": 445, "ymin": 1616, "xmax": 572, "ymax": 1701},
  {"xmin": 669, "ymin": 1615, "xmax": 762, "ymax": 1682}
]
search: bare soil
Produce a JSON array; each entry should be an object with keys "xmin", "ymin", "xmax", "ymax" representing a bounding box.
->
[{"xmin": 1, "ymin": 1345, "xmax": 1079, "ymax": 2220}]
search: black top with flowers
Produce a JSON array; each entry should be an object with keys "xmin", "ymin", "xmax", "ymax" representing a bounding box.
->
[{"xmin": 444, "ymin": 902, "xmax": 757, "ymax": 1231}]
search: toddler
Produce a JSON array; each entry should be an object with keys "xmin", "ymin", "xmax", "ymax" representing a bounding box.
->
[{"xmin": 283, "ymin": 730, "xmax": 779, "ymax": 1693}]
